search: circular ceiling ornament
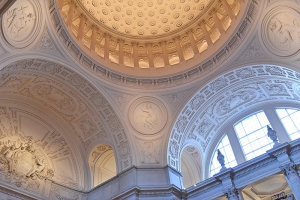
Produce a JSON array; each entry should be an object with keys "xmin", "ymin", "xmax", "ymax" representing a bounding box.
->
[
  {"xmin": 261, "ymin": 6, "xmax": 300, "ymax": 57},
  {"xmin": 129, "ymin": 97, "xmax": 167, "ymax": 135},
  {"xmin": 2, "ymin": 0, "xmax": 41, "ymax": 49}
]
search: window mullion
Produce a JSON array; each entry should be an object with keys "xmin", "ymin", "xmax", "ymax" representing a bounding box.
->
[
  {"xmin": 227, "ymin": 127, "xmax": 246, "ymax": 164},
  {"xmin": 263, "ymin": 108, "xmax": 291, "ymax": 143}
]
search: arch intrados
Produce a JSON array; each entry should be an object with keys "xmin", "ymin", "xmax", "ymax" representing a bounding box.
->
[{"xmin": 167, "ymin": 64, "xmax": 300, "ymax": 171}]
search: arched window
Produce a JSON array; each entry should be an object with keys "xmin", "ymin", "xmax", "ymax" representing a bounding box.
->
[
  {"xmin": 234, "ymin": 111, "xmax": 273, "ymax": 160},
  {"xmin": 276, "ymin": 108, "xmax": 300, "ymax": 140},
  {"xmin": 210, "ymin": 135, "xmax": 237, "ymax": 177}
]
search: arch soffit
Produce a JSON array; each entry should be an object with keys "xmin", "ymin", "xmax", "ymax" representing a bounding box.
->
[
  {"xmin": 180, "ymin": 143, "xmax": 203, "ymax": 178},
  {"xmin": 0, "ymin": 58, "xmax": 135, "ymax": 172},
  {"xmin": 167, "ymin": 64, "xmax": 300, "ymax": 171}
]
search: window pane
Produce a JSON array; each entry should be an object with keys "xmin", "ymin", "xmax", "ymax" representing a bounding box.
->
[
  {"xmin": 210, "ymin": 135, "xmax": 237, "ymax": 177},
  {"xmin": 276, "ymin": 108, "xmax": 300, "ymax": 141},
  {"xmin": 234, "ymin": 111, "xmax": 273, "ymax": 161}
]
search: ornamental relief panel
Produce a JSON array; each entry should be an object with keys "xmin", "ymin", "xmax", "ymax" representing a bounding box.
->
[
  {"xmin": 214, "ymin": 89, "xmax": 257, "ymax": 116},
  {"xmin": 0, "ymin": 136, "xmax": 54, "ymax": 191},
  {"xmin": 129, "ymin": 97, "xmax": 167, "ymax": 135},
  {"xmin": 0, "ymin": 105, "xmax": 86, "ymax": 193},
  {"xmin": 262, "ymin": 7, "xmax": 300, "ymax": 57},
  {"xmin": 4, "ymin": 106, "xmax": 82, "ymax": 190},
  {"xmin": 138, "ymin": 140, "xmax": 160, "ymax": 164},
  {"xmin": 0, "ymin": 59, "xmax": 133, "ymax": 171},
  {"xmin": 168, "ymin": 65, "xmax": 300, "ymax": 170},
  {"xmin": 2, "ymin": 0, "xmax": 41, "ymax": 49},
  {"xmin": 31, "ymin": 84, "xmax": 77, "ymax": 114}
]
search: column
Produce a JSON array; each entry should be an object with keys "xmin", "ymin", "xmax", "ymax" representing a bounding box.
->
[
  {"xmin": 187, "ymin": 30, "xmax": 199, "ymax": 55},
  {"xmin": 118, "ymin": 39, "xmax": 124, "ymax": 65},
  {"xmin": 174, "ymin": 37, "xmax": 185, "ymax": 61},
  {"xmin": 57, "ymin": 0, "xmax": 64, "ymax": 10},
  {"xmin": 214, "ymin": 169, "xmax": 241, "ymax": 200},
  {"xmin": 77, "ymin": 14, "xmax": 86, "ymax": 40},
  {"xmin": 104, "ymin": 33, "xmax": 110, "ymax": 60},
  {"xmin": 132, "ymin": 42, "xmax": 139, "ymax": 68},
  {"xmin": 90, "ymin": 25, "xmax": 98, "ymax": 52},
  {"xmin": 227, "ymin": 127, "xmax": 246, "ymax": 164},
  {"xmin": 280, "ymin": 162, "xmax": 300, "ymax": 199},
  {"xmin": 263, "ymin": 108, "xmax": 291, "ymax": 143},
  {"xmin": 66, "ymin": 1, "xmax": 75, "ymax": 27},
  {"xmin": 221, "ymin": 0, "xmax": 235, "ymax": 19},
  {"xmin": 200, "ymin": 21, "xmax": 212, "ymax": 45},
  {"xmin": 146, "ymin": 43, "xmax": 154, "ymax": 68},
  {"xmin": 160, "ymin": 41, "xmax": 170, "ymax": 66},
  {"xmin": 211, "ymin": 8, "xmax": 225, "ymax": 33}
]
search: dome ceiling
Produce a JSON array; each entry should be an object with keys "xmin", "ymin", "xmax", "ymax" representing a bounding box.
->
[
  {"xmin": 56, "ymin": 0, "xmax": 246, "ymax": 78},
  {"xmin": 77, "ymin": 0, "xmax": 212, "ymax": 38}
]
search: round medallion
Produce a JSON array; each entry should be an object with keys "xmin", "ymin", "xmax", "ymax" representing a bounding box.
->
[
  {"xmin": 129, "ymin": 97, "xmax": 167, "ymax": 135},
  {"xmin": 2, "ymin": 0, "xmax": 41, "ymax": 49},
  {"xmin": 261, "ymin": 7, "xmax": 300, "ymax": 57}
]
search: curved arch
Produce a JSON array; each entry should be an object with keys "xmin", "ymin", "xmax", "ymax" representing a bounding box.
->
[
  {"xmin": 0, "ymin": 98, "xmax": 85, "ymax": 189},
  {"xmin": 203, "ymin": 101, "xmax": 300, "ymax": 178},
  {"xmin": 0, "ymin": 58, "xmax": 135, "ymax": 176},
  {"xmin": 167, "ymin": 64, "xmax": 300, "ymax": 172},
  {"xmin": 88, "ymin": 144, "xmax": 117, "ymax": 188},
  {"xmin": 179, "ymin": 144, "xmax": 202, "ymax": 189}
]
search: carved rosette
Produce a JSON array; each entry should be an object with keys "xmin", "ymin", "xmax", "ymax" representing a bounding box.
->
[
  {"xmin": 2, "ymin": 0, "xmax": 41, "ymax": 49},
  {"xmin": 261, "ymin": 6, "xmax": 300, "ymax": 57},
  {"xmin": 129, "ymin": 97, "xmax": 167, "ymax": 135}
]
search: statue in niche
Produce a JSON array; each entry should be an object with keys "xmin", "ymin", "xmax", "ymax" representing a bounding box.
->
[
  {"xmin": 269, "ymin": 13, "xmax": 300, "ymax": 52},
  {"xmin": 140, "ymin": 103, "xmax": 158, "ymax": 130}
]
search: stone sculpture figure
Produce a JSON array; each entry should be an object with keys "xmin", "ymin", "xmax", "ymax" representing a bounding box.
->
[
  {"xmin": 267, "ymin": 125, "xmax": 280, "ymax": 147},
  {"xmin": 5, "ymin": 6, "xmax": 35, "ymax": 38},
  {"xmin": 217, "ymin": 149, "xmax": 227, "ymax": 172},
  {"xmin": 26, "ymin": 155, "xmax": 46, "ymax": 178},
  {"xmin": 141, "ymin": 103, "xmax": 158, "ymax": 130},
  {"xmin": 0, "ymin": 144, "xmax": 19, "ymax": 173}
]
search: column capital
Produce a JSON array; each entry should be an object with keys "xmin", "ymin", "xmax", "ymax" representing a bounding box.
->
[
  {"xmin": 280, "ymin": 162, "xmax": 297, "ymax": 176},
  {"xmin": 209, "ymin": 8, "xmax": 218, "ymax": 15},
  {"xmin": 173, "ymin": 36, "xmax": 181, "ymax": 41},
  {"xmin": 104, "ymin": 32, "xmax": 111, "ymax": 38},
  {"xmin": 159, "ymin": 41, "xmax": 167, "ymax": 46},
  {"xmin": 145, "ymin": 42, "xmax": 153, "ymax": 47},
  {"xmin": 91, "ymin": 24, "xmax": 99, "ymax": 30},
  {"xmin": 131, "ymin": 41, "xmax": 138, "ymax": 46},
  {"xmin": 186, "ymin": 29, "xmax": 194, "ymax": 34},
  {"xmin": 223, "ymin": 187, "xmax": 239, "ymax": 200},
  {"xmin": 117, "ymin": 39, "xmax": 125, "ymax": 43},
  {"xmin": 79, "ymin": 13, "xmax": 87, "ymax": 19},
  {"xmin": 69, "ymin": 0, "xmax": 77, "ymax": 7}
]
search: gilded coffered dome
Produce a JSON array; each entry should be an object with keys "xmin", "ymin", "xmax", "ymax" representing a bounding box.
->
[
  {"xmin": 55, "ymin": 0, "xmax": 246, "ymax": 78},
  {"xmin": 77, "ymin": 0, "xmax": 213, "ymax": 37}
]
